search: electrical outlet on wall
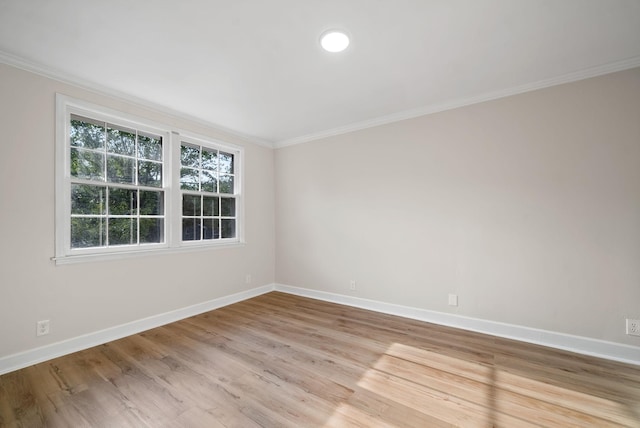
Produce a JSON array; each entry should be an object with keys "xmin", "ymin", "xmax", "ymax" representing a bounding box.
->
[
  {"xmin": 448, "ymin": 294, "xmax": 458, "ymax": 306},
  {"xmin": 349, "ymin": 280, "xmax": 357, "ymax": 291},
  {"xmin": 37, "ymin": 320, "xmax": 50, "ymax": 336},
  {"xmin": 626, "ymin": 319, "xmax": 640, "ymax": 336}
]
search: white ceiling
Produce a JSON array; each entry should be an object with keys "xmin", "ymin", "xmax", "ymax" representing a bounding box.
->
[{"xmin": 1, "ymin": 0, "xmax": 639, "ymax": 147}]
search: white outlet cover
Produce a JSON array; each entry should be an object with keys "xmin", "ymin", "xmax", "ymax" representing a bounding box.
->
[
  {"xmin": 627, "ymin": 319, "xmax": 640, "ymax": 336},
  {"xmin": 37, "ymin": 320, "xmax": 50, "ymax": 336},
  {"xmin": 448, "ymin": 294, "xmax": 458, "ymax": 306}
]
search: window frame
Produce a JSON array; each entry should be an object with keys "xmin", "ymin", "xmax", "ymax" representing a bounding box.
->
[
  {"xmin": 178, "ymin": 136, "xmax": 240, "ymax": 245},
  {"xmin": 55, "ymin": 94, "xmax": 244, "ymax": 265}
]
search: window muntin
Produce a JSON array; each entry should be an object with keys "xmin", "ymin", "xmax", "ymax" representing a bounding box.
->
[
  {"xmin": 180, "ymin": 142, "xmax": 237, "ymax": 242},
  {"xmin": 68, "ymin": 115, "xmax": 165, "ymax": 249},
  {"xmin": 55, "ymin": 95, "xmax": 244, "ymax": 263}
]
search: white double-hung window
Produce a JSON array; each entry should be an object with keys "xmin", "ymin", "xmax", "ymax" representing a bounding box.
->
[
  {"xmin": 55, "ymin": 95, "xmax": 243, "ymax": 264},
  {"xmin": 67, "ymin": 114, "xmax": 166, "ymax": 249},
  {"xmin": 180, "ymin": 140, "xmax": 238, "ymax": 242}
]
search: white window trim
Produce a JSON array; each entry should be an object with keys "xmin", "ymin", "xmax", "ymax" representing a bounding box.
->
[
  {"xmin": 173, "ymin": 133, "xmax": 244, "ymax": 247},
  {"xmin": 54, "ymin": 94, "xmax": 244, "ymax": 265}
]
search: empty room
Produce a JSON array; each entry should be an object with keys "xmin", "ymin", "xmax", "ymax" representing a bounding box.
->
[{"xmin": 1, "ymin": 1, "xmax": 640, "ymax": 426}]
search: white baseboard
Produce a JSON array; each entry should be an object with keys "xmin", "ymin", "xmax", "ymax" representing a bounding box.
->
[
  {"xmin": 0, "ymin": 284, "xmax": 275, "ymax": 376},
  {"xmin": 3, "ymin": 283, "xmax": 638, "ymax": 376},
  {"xmin": 274, "ymin": 284, "xmax": 640, "ymax": 366}
]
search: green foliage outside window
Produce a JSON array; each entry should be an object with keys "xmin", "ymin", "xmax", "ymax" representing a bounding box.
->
[{"xmin": 69, "ymin": 116, "xmax": 164, "ymax": 249}]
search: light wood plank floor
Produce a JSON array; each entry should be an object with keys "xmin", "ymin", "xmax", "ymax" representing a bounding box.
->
[{"xmin": 1, "ymin": 292, "xmax": 639, "ymax": 427}]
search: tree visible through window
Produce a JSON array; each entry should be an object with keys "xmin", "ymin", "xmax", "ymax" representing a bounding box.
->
[
  {"xmin": 69, "ymin": 115, "xmax": 165, "ymax": 248},
  {"xmin": 55, "ymin": 95, "xmax": 243, "ymax": 263},
  {"xmin": 180, "ymin": 142, "xmax": 237, "ymax": 241}
]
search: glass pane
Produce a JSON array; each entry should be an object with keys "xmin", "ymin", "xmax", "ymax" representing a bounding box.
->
[
  {"xmin": 70, "ymin": 148, "xmax": 104, "ymax": 181},
  {"xmin": 180, "ymin": 167, "xmax": 199, "ymax": 190},
  {"xmin": 219, "ymin": 152, "xmax": 234, "ymax": 174},
  {"xmin": 107, "ymin": 155, "xmax": 135, "ymax": 184},
  {"xmin": 71, "ymin": 217, "xmax": 106, "ymax": 248},
  {"xmin": 70, "ymin": 116, "xmax": 105, "ymax": 149},
  {"xmin": 202, "ymin": 148, "xmax": 217, "ymax": 171},
  {"xmin": 138, "ymin": 133, "xmax": 162, "ymax": 161},
  {"xmin": 107, "ymin": 126, "xmax": 135, "ymax": 156},
  {"xmin": 182, "ymin": 194, "xmax": 201, "ymax": 216},
  {"xmin": 220, "ymin": 197, "xmax": 235, "ymax": 217},
  {"xmin": 140, "ymin": 191, "xmax": 164, "ymax": 215},
  {"xmin": 108, "ymin": 217, "xmax": 137, "ymax": 246},
  {"xmin": 219, "ymin": 174, "xmax": 234, "ymax": 194},
  {"xmin": 109, "ymin": 187, "xmax": 137, "ymax": 215},
  {"xmin": 181, "ymin": 143, "xmax": 200, "ymax": 168},
  {"xmin": 138, "ymin": 160, "xmax": 162, "ymax": 187},
  {"xmin": 201, "ymin": 170, "xmax": 217, "ymax": 193},
  {"xmin": 202, "ymin": 196, "xmax": 219, "ymax": 216},
  {"xmin": 71, "ymin": 184, "xmax": 105, "ymax": 215},
  {"xmin": 182, "ymin": 218, "xmax": 201, "ymax": 241},
  {"xmin": 203, "ymin": 218, "xmax": 219, "ymax": 240},
  {"xmin": 140, "ymin": 218, "xmax": 164, "ymax": 243},
  {"xmin": 221, "ymin": 219, "xmax": 236, "ymax": 239}
]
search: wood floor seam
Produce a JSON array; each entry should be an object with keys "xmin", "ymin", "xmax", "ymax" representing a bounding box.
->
[{"xmin": 1, "ymin": 291, "xmax": 639, "ymax": 427}]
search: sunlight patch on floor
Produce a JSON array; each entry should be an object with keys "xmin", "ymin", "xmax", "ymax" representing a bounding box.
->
[
  {"xmin": 349, "ymin": 342, "xmax": 631, "ymax": 427},
  {"xmin": 322, "ymin": 402, "xmax": 393, "ymax": 428}
]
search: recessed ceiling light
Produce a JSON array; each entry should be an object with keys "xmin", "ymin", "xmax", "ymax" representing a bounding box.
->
[{"xmin": 320, "ymin": 30, "xmax": 350, "ymax": 53}]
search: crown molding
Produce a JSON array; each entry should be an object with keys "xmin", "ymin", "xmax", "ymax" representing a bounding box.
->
[
  {"xmin": 274, "ymin": 56, "xmax": 640, "ymax": 149},
  {"xmin": 0, "ymin": 50, "xmax": 275, "ymax": 149},
  {"xmin": 3, "ymin": 49, "xmax": 639, "ymax": 152}
]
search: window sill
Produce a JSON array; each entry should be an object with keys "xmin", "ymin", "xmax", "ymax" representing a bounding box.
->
[{"xmin": 52, "ymin": 241, "xmax": 245, "ymax": 265}]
